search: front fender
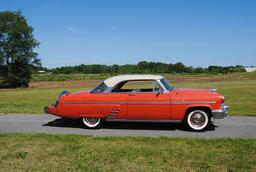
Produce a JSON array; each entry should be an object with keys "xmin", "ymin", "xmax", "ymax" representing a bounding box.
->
[{"xmin": 171, "ymin": 103, "xmax": 213, "ymax": 121}]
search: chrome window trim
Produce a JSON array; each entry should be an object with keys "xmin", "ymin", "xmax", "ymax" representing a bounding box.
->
[
  {"xmin": 109, "ymin": 79, "xmax": 166, "ymax": 93},
  {"xmin": 157, "ymin": 79, "xmax": 169, "ymax": 93},
  {"xmin": 159, "ymin": 78, "xmax": 174, "ymax": 92},
  {"xmin": 90, "ymin": 78, "xmax": 171, "ymax": 94}
]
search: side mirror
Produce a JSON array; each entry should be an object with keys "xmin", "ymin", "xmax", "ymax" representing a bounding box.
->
[{"xmin": 156, "ymin": 89, "xmax": 164, "ymax": 96}]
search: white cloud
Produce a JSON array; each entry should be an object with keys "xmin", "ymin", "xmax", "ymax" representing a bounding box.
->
[{"xmin": 65, "ymin": 27, "xmax": 78, "ymax": 33}]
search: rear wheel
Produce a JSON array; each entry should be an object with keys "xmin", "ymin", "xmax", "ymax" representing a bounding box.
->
[
  {"xmin": 186, "ymin": 109, "xmax": 210, "ymax": 131},
  {"xmin": 82, "ymin": 117, "xmax": 102, "ymax": 129}
]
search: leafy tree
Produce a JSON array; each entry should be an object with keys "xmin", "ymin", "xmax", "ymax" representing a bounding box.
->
[
  {"xmin": 0, "ymin": 11, "xmax": 40, "ymax": 88},
  {"xmin": 173, "ymin": 62, "xmax": 186, "ymax": 73}
]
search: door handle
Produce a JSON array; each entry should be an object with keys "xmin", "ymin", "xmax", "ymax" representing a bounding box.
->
[{"xmin": 128, "ymin": 94, "xmax": 135, "ymax": 96}]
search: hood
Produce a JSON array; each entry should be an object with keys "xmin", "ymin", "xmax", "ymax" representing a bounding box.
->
[{"xmin": 170, "ymin": 88, "xmax": 223, "ymax": 104}]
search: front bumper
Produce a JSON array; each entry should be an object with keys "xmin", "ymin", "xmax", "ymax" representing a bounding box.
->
[{"xmin": 212, "ymin": 104, "xmax": 229, "ymax": 119}]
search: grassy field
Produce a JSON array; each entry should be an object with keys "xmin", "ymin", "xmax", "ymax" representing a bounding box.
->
[
  {"xmin": 0, "ymin": 72, "xmax": 255, "ymax": 115},
  {"xmin": 0, "ymin": 133, "xmax": 255, "ymax": 171},
  {"xmin": 31, "ymin": 72, "xmax": 256, "ymax": 82}
]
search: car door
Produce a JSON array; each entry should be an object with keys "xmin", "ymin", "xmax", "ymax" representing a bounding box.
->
[
  {"xmin": 85, "ymin": 93, "xmax": 127, "ymax": 119},
  {"xmin": 125, "ymin": 80, "xmax": 171, "ymax": 120}
]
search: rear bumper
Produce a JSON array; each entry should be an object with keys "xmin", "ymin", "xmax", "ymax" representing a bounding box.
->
[
  {"xmin": 44, "ymin": 106, "xmax": 57, "ymax": 115},
  {"xmin": 212, "ymin": 104, "xmax": 229, "ymax": 119}
]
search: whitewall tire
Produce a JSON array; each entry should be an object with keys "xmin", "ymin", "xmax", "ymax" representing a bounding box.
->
[
  {"xmin": 186, "ymin": 110, "xmax": 209, "ymax": 131},
  {"xmin": 82, "ymin": 117, "xmax": 102, "ymax": 129}
]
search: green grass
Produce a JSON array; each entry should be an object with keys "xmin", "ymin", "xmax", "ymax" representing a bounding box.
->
[
  {"xmin": 1, "ymin": 72, "xmax": 256, "ymax": 115},
  {"xmin": 0, "ymin": 133, "xmax": 255, "ymax": 171}
]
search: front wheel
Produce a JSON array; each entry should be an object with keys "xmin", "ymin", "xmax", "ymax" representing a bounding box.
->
[
  {"xmin": 186, "ymin": 110, "xmax": 210, "ymax": 131},
  {"xmin": 82, "ymin": 117, "xmax": 102, "ymax": 129}
]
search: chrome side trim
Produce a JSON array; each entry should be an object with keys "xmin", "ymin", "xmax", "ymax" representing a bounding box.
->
[
  {"xmin": 105, "ymin": 119, "xmax": 183, "ymax": 123},
  {"xmin": 129, "ymin": 102, "xmax": 169, "ymax": 105},
  {"xmin": 171, "ymin": 101, "xmax": 216, "ymax": 105},
  {"xmin": 62, "ymin": 102, "xmax": 127, "ymax": 105},
  {"xmin": 62, "ymin": 101, "xmax": 216, "ymax": 105}
]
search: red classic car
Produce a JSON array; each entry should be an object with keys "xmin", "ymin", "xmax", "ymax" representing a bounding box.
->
[{"xmin": 45, "ymin": 75, "xmax": 228, "ymax": 131}]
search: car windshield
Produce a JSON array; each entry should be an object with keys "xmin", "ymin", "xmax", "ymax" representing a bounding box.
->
[
  {"xmin": 160, "ymin": 78, "xmax": 173, "ymax": 91},
  {"xmin": 91, "ymin": 82, "xmax": 108, "ymax": 93}
]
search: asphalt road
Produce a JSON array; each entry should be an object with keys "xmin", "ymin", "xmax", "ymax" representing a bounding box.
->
[{"xmin": 0, "ymin": 114, "xmax": 256, "ymax": 138}]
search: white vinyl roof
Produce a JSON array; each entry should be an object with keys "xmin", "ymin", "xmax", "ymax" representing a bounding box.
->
[{"xmin": 104, "ymin": 74, "xmax": 163, "ymax": 87}]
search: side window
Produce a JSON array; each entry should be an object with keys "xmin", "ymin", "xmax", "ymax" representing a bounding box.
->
[{"xmin": 112, "ymin": 80, "xmax": 162, "ymax": 93}]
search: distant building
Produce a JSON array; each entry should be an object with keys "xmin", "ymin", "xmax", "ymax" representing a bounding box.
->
[
  {"xmin": 38, "ymin": 70, "xmax": 46, "ymax": 74},
  {"xmin": 245, "ymin": 66, "xmax": 256, "ymax": 72}
]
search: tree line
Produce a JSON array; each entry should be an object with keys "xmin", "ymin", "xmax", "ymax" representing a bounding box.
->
[{"xmin": 44, "ymin": 61, "xmax": 245, "ymax": 74}]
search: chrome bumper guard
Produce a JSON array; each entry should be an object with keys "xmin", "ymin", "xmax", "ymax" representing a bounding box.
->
[{"xmin": 212, "ymin": 104, "xmax": 229, "ymax": 119}]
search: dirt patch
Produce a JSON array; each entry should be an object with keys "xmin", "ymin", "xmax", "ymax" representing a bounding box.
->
[{"xmin": 29, "ymin": 80, "xmax": 100, "ymax": 89}]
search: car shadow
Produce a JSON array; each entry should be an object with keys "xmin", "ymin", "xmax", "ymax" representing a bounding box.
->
[{"xmin": 43, "ymin": 118, "xmax": 217, "ymax": 132}]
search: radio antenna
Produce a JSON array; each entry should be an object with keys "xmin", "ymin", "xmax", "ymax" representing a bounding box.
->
[
  {"xmin": 174, "ymin": 72, "xmax": 178, "ymax": 93},
  {"xmin": 177, "ymin": 73, "xmax": 179, "ymax": 92}
]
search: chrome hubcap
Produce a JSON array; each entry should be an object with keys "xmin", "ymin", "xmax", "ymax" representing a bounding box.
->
[
  {"xmin": 190, "ymin": 112, "xmax": 206, "ymax": 127},
  {"xmin": 84, "ymin": 118, "xmax": 100, "ymax": 125}
]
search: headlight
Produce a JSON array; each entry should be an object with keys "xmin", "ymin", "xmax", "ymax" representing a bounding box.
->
[
  {"xmin": 221, "ymin": 96, "xmax": 225, "ymax": 103},
  {"xmin": 211, "ymin": 88, "xmax": 218, "ymax": 92}
]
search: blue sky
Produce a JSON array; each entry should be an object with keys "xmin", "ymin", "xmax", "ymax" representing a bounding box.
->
[{"xmin": 1, "ymin": 0, "xmax": 256, "ymax": 68}]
